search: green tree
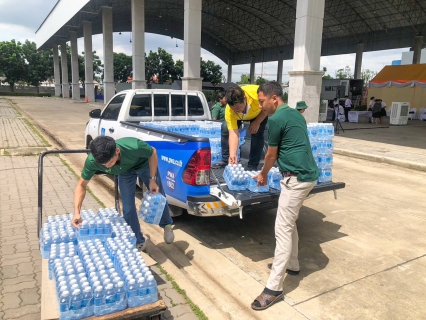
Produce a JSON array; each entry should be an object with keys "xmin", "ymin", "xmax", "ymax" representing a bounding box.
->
[
  {"xmin": 283, "ymin": 92, "xmax": 288, "ymax": 102},
  {"xmin": 361, "ymin": 69, "xmax": 377, "ymax": 84},
  {"xmin": 113, "ymin": 52, "xmax": 132, "ymax": 83},
  {"xmin": 0, "ymin": 39, "xmax": 25, "ymax": 92},
  {"xmin": 335, "ymin": 65, "xmax": 353, "ymax": 79},
  {"xmin": 255, "ymin": 76, "xmax": 267, "ymax": 85},
  {"xmin": 145, "ymin": 48, "xmax": 176, "ymax": 84},
  {"xmin": 322, "ymin": 66, "xmax": 332, "ymax": 80},
  {"xmin": 200, "ymin": 58, "xmax": 223, "ymax": 85},
  {"xmin": 21, "ymin": 40, "xmax": 53, "ymax": 92},
  {"xmin": 173, "ymin": 60, "xmax": 183, "ymax": 80},
  {"xmin": 237, "ymin": 73, "xmax": 250, "ymax": 84}
]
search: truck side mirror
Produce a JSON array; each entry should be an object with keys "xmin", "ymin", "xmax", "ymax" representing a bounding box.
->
[{"xmin": 89, "ymin": 109, "xmax": 101, "ymax": 119}]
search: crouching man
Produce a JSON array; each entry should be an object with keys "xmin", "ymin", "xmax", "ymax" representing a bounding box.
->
[{"xmin": 71, "ymin": 136, "xmax": 174, "ymax": 251}]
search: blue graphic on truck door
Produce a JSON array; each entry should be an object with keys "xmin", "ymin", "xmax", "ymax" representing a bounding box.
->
[{"xmin": 101, "ymin": 128, "xmax": 106, "ymax": 136}]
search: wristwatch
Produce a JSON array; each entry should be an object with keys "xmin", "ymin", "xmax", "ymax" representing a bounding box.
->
[{"xmin": 149, "ymin": 176, "xmax": 156, "ymax": 180}]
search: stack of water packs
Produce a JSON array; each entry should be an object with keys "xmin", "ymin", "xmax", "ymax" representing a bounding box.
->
[
  {"xmin": 137, "ymin": 191, "xmax": 167, "ymax": 225},
  {"xmin": 40, "ymin": 207, "xmax": 158, "ymax": 319},
  {"xmin": 222, "ymin": 164, "xmax": 283, "ymax": 193},
  {"xmin": 141, "ymin": 121, "xmax": 246, "ymax": 165},
  {"xmin": 307, "ymin": 123, "xmax": 334, "ymax": 184}
]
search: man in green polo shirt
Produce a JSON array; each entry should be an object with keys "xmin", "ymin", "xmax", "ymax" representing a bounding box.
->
[
  {"xmin": 211, "ymin": 92, "xmax": 226, "ymax": 121},
  {"xmin": 251, "ymin": 82, "xmax": 318, "ymax": 311},
  {"xmin": 71, "ymin": 136, "xmax": 174, "ymax": 251}
]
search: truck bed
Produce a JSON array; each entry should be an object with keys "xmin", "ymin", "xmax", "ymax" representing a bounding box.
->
[{"xmin": 210, "ymin": 167, "xmax": 345, "ymax": 207}]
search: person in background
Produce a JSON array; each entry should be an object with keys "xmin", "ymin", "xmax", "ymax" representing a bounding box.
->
[
  {"xmin": 71, "ymin": 136, "xmax": 175, "ymax": 251},
  {"xmin": 296, "ymin": 101, "xmax": 308, "ymax": 114},
  {"xmin": 250, "ymin": 82, "xmax": 318, "ymax": 311},
  {"xmin": 380, "ymin": 99, "xmax": 387, "ymax": 122},
  {"xmin": 372, "ymin": 99, "xmax": 382, "ymax": 124},
  {"xmin": 369, "ymin": 96, "xmax": 375, "ymax": 123},
  {"xmin": 331, "ymin": 98, "xmax": 338, "ymax": 120},
  {"xmin": 344, "ymin": 95, "xmax": 352, "ymax": 122},
  {"xmin": 211, "ymin": 92, "xmax": 227, "ymax": 121},
  {"xmin": 213, "ymin": 85, "xmax": 268, "ymax": 171}
]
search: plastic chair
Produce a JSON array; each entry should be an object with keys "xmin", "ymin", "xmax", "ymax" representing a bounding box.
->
[
  {"xmin": 419, "ymin": 108, "xmax": 426, "ymax": 121},
  {"xmin": 408, "ymin": 108, "xmax": 417, "ymax": 120}
]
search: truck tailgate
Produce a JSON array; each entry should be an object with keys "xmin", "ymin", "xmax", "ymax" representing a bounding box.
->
[{"xmin": 209, "ymin": 167, "xmax": 345, "ymax": 206}]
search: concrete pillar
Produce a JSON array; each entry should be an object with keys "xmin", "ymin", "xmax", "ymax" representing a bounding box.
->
[
  {"xmin": 102, "ymin": 6, "xmax": 115, "ymax": 103},
  {"xmin": 288, "ymin": 0, "xmax": 325, "ymax": 123},
  {"xmin": 413, "ymin": 36, "xmax": 423, "ymax": 64},
  {"xmin": 182, "ymin": 0, "xmax": 203, "ymax": 90},
  {"xmin": 227, "ymin": 59, "xmax": 232, "ymax": 83},
  {"xmin": 132, "ymin": 0, "xmax": 147, "ymax": 89},
  {"xmin": 354, "ymin": 42, "xmax": 364, "ymax": 79},
  {"xmin": 60, "ymin": 41, "xmax": 69, "ymax": 98},
  {"xmin": 70, "ymin": 31, "xmax": 80, "ymax": 100},
  {"xmin": 250, "ymin": 57, "xmax": 255, "ymax": 84},
  {"xmin": 52, "ymin": 44, "xmax": 61, "ymax": 97},
  {"xmin": 83, "ymin": 21, "xmax": 95, "ymax": 102},
  {"xmin": 277, "ymin": 53, "xmax": 284, "ymax": 84}
]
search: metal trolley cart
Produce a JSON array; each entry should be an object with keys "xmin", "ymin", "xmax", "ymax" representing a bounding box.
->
[{"xmin": 38, "ymin": 150, "xmax": 166, "ymax": 320}]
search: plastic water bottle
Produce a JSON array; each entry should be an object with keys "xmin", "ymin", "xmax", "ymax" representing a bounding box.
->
[
  {"xmin": 104, "ymin": 283, "xmax": 116, "ymax": 312},
  {"xmin": 115, "ymin": 281, "xmax": 127, "ymax": 312},
  {"xmin": 59, "ymin": 290, "xmax": 70, "ymax": 313},
  {"xmin": 93, "ymin": 286, "xmax": 106, "ymax": 316},
  {"xmin": 145, "ymin": 275, "xmax": 158, "ymax": 304},
  {"xmin": 268, "ymin": 168, "xmax": 282, "ymax": 190},
  {"xmin": 127, "ymin": 278, "xmax": 140, "ymax": 308},
  {"xmin": 70, "ymin": 289, "xmax": 83, "ymax": 311},
  {"xmin": 81, "ymin": 285, "xmax": 94, "ymax": 318},
  {"xmin": 137, "ymin": 192, "xmax": 167, "ymax": 225}
]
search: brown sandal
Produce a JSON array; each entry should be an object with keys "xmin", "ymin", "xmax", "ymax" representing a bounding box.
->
[{"xmin": 251, "ymin": 291, "xmax": 284, "ymax": 310}]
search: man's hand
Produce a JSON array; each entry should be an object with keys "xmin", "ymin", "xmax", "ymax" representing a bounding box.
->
[
  {"xmin": 149, "ymin": 179, "xmax": 159, "ymax": 194},
  {"xmin": 249, "ymin": 120, "xmax": 260, "ymax": 134},
  {"xmin": 71, "ymin": 213, "xmax": 82, "ymax": 229},
  {"xmin": 254, "ymin": 172, "xmax": 268, "ymax": 186},
  {"xmin": 229, "ymin": 155, "xmax": 238, "ymax": 165}
]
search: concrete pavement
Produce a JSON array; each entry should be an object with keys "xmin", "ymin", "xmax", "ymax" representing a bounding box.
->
[
  {"xmin": 0, "ymin": 98, "xmax": 200, "ymax": 319},
  {"xmin": 5, "ymin": 96, "xmax": 426, "ymax": 320}
]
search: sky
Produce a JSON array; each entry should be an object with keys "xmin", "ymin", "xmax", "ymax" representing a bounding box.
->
[{"xmin": 0, "ymin": 0, "xmax": 409, "ymax": 83}]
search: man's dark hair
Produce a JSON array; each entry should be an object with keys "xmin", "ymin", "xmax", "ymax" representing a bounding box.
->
[
  {"xmin": 90, "ymin": 136, "xmax": 117, "ymax": 164},
  {"xmin": 345, "ymin": 95, "xmax": 348, "ymax": 98},
  {"xmin": 216, "ymin": 92, "xmax": 226, "ymax": 102},
  {"xmin": 225, "ymin": 86, "xmax": 245, "ymax": 106},
  {"xmin": 257, "ymin": 81, "xmax": 283, "ymax": 98}
]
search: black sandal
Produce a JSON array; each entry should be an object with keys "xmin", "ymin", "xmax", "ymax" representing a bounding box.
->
[{"xmin": 251, "ymin": 292, "xmax": 284, "ymax": 311}]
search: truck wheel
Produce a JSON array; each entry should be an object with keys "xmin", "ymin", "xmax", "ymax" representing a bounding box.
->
[{"xmin": 169, "ymin": 204, "xmax": 185, "ymax": 218}]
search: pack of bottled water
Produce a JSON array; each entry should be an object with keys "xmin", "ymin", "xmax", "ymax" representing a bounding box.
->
[
  {"xmin": 223, "ymin": 164, "xmax": 250, "ymax": 191},
  {"xmin": 247, "ymin": 171, "xmax": 270, "ymax": 193},
  {"xmin": 77, "ymin": 218, "xmax": 112, "ymax": 242},
  {"xmin": 48, "ymin": 243, "xmax": 79, "ymax": 280},
  {"xmin": 110, "ymin": 220, "xmax": 137, "ymax": 246},
  {"xmin": 53, "ymin": 255, "xmax": 94, "ymax": 319},
  {"xmin": 142, "ymin": 121, "xmax": 200, "ymax": 136},
  {"xmin": 268, "ymin": 167, "xmax": 282, "ymax": 190},
  {"xmin": 40, "ymin": 214, "xmax": 77, "ymax": 259},
  {"xmin": 78, "ymin": 240, "xmax": 127, "ymax": 316},
  {"xmin": 137, "ymin": 192, "xmax": 167, "ymax": 225},
  {"xmin": 210, "ymin": 137, "xmax": 222, "ymax": 165},
  {"xmin": 307, "ymin": 123, "xmax": 334, "ymax": 184},
  {"xmin": 104, "ymin": 238, "xmax": 158, "ymax": 308}
]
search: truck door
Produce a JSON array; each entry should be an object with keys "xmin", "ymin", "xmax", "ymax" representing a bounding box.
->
[{"xmin": 99, "ymin": 94, "xmax": 126, "ymax": 138}]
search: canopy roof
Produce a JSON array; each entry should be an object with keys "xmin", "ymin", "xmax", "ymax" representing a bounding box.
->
[
  {"xmin": 36, "ymin": 0, "xmax": 426, "ymax": 64},
  {"xmin": 371, "ymin": 64, "xmax": 426, "ymax": 84}
]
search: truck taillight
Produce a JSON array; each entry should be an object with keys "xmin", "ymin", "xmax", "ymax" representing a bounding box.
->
[{"xmin": 182, "ymin": 148, "xmax": 211, "ymax": 186}]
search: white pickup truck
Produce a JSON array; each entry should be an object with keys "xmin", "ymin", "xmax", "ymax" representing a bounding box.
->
[{"xmin": 85, "ymin": 89, "xmax": 345, "ymax": 218}]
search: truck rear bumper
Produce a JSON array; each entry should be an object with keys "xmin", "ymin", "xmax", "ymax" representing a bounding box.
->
[{"xmin": 186, "ymin": 181, "xmax": 346, "ymax": 217}]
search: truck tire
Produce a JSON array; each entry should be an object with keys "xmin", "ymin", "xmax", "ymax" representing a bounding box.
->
[{"xmin": 169, "ymin": 204, "xmax": 185, "ymax": 218}]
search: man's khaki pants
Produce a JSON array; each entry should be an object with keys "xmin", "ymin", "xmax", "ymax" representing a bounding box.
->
[{"xmin": 266, "ymin": 176, "xmax": 316, "ymax": 291}]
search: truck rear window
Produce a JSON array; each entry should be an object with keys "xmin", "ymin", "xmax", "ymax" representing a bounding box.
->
[
  {"xmin": 129, "ymin": 94, "xmax": 152, "ymax": 117},
  {"xmin": 154, "ymin": 94, "xmax": 170, "ymax": 117},
  {"xmin": 188, "ymin": 95, "xmax": 204, "ymax": 115}
]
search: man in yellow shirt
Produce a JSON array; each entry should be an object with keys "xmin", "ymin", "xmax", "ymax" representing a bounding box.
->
[{"xmin": 213, "ymin": 85, "xmax": 268, "ymax": 170}]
